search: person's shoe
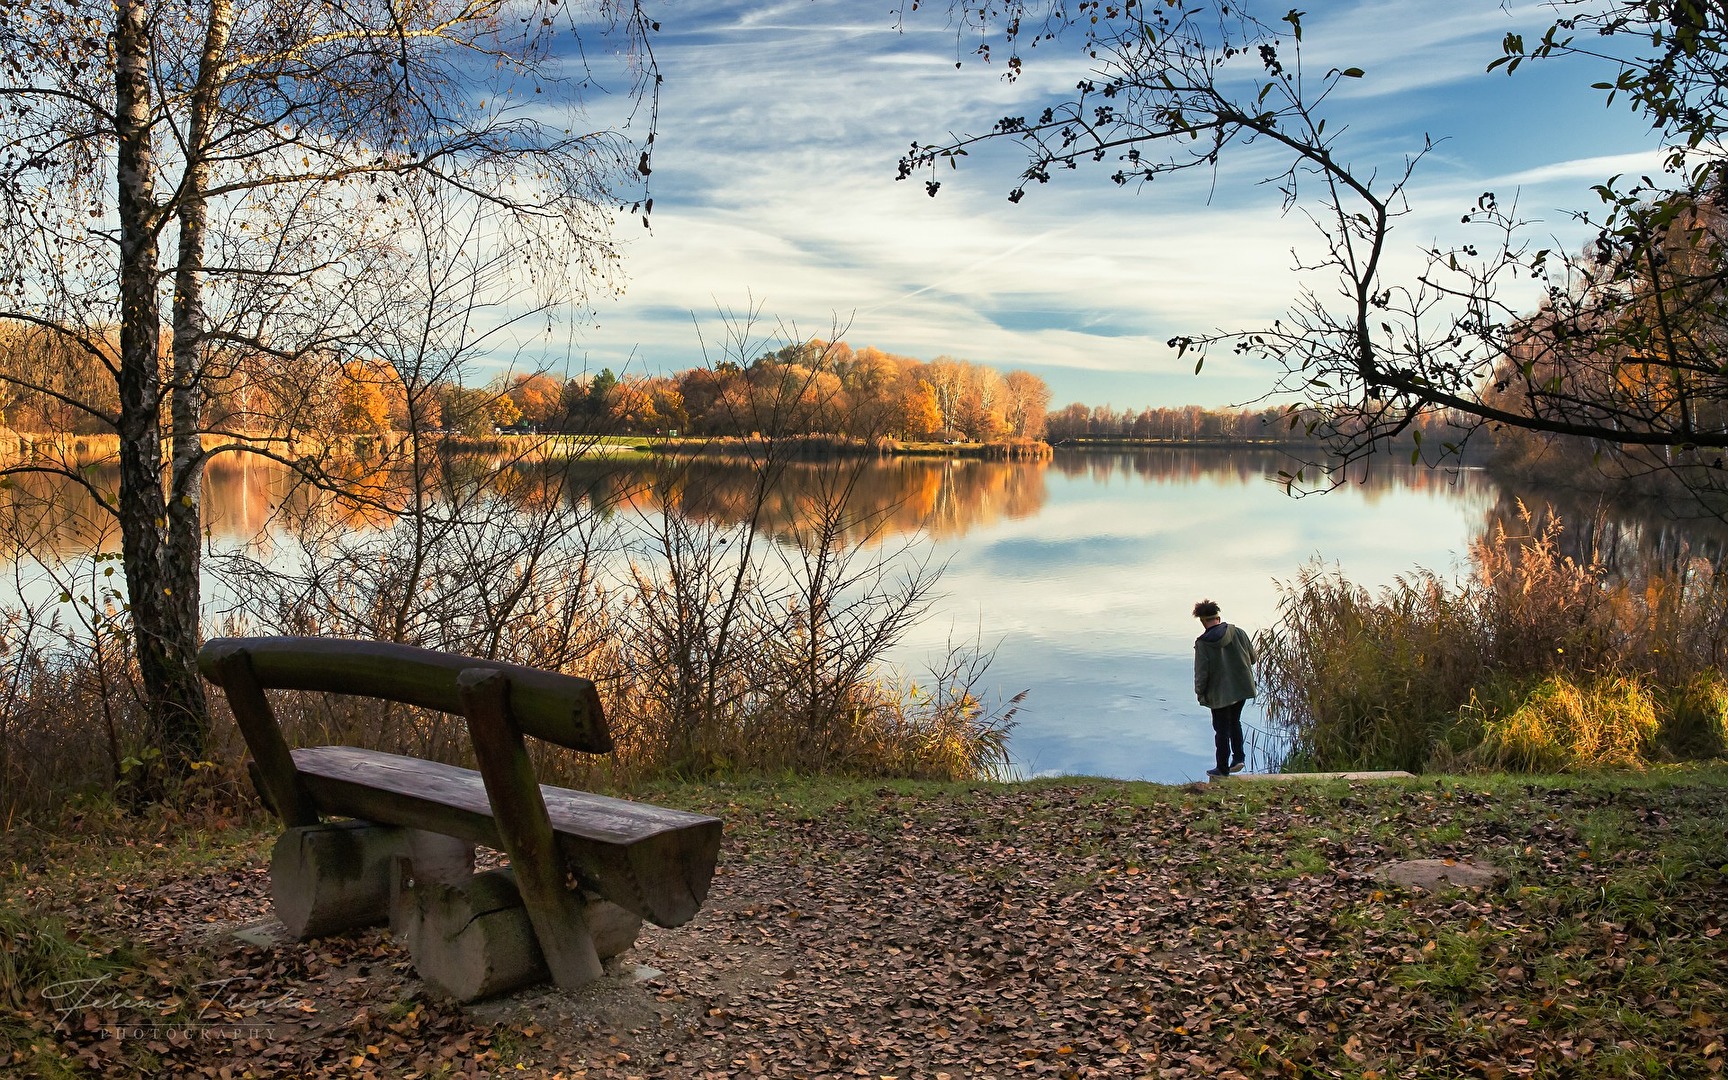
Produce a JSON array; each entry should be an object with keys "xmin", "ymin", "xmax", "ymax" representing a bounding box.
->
[
  {"xmin": 1229, "ymin": 759, "xmax": 1246, "ymax": 773},
  {"xmin": 1205, "ymin": 767, "xmax": 1228, "ymax": 779}
]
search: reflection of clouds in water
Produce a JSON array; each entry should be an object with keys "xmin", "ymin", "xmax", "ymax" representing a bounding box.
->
[
  {"xmin": 977, "ymin": 535, "xmax": 1152, "ymax": 574},
  {"xmin": 896, "ymin": 453, "xmax": 1500, "ymax": 782},
  {"xmin": 975, "ymin": 639, "xmax": 1228, "ymax": 783}
]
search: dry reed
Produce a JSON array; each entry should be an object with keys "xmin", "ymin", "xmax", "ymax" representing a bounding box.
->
[
  {"xmin": 1260, "ymin": 502, "xmax": 1728, "ymax": 773},
  {"xmin": 0, "ymin": 470, "xmax": 1015, "ymax": 822}
]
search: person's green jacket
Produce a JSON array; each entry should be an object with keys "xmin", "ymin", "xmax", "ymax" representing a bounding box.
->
[{"xmin": 1195, "ymin": 622, "xmax": 1257, "ymax": 708}]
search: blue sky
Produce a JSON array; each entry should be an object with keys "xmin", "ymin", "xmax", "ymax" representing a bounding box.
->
[{"xmin": 555, "ymin": 0, "xmax": 1668, "ymax": 409}]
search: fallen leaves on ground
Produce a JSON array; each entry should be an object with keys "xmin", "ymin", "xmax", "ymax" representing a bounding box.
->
[{"xmin": 3, "ymin": 775, "xmax": 1725, "ymax": 1078}]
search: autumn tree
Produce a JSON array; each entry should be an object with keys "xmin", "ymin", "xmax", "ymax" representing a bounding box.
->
[
  {"xmin": 711, "ymin": 356, "xmax": 846, "ymax": 436},
  {"xmin": 488, "ymin": 393, "xmax": 524, "ymax": 431},
  {"xmin": 674, "ymin": 366, "xmax": 740, "ymax": 434},
  {"xmin": 921, "ymin": 358, "xmax": 968, "ymax": 436},
  {"xmin": 505, "ymin": 375, "xmax": 567, "ymax": 429},
  {"xmin": 0, "ymin": 324, "xmax": 121, "ymax": 435},
  {"xmin": 609, "ymin": 375, "xmax": 688, "ymax": 433},
  {"xmin": 335, "ymin": 360, "xmax": 405, "ymax": 437},
  {"xmin": 836, "ymin": 346, "xmax": 904, "ymax": 432},
  {"xmin": 956, "ymin": 365, "xmax": 1006, "ymax": 441},
  {"xmin": 1002, "ymin": 371, "xmax": 1052, "ymax": 439},
  {"xmin": 437, "ymin": 385, "xmax": 498, "ymax": 438},
  {"xmin": 0, "ymin": 0, "xmax": 653, "ymax": 775},
  {"xmin": 900, "ymin": 2, "xmax": 1728, "ymax": 504},
  {"xmin": 898, "ymin": 377, "xmax": 945, "ymax": 438}
]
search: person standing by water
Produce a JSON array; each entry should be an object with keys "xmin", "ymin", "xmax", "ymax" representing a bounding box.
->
[{"xmin": 1193, "ymin": 599, "xmax": 1257, "ymax": 779}]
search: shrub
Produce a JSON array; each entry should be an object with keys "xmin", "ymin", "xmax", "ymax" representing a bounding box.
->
[
  {"xmin": 1261, "ymin": 502, "xmax": 1728, "ymax": 774},
  {"xmin": 1473, "ymin": 675, "xmax": 1658, "ymax": 772},
  {"xmin": 1657, "ymin": 672, "xmax": 1728, "ymax": 761}
]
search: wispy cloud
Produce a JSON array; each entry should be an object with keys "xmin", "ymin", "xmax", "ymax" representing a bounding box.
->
[
  {"xmin": 541, "ymin": 0, "xmax": 1664, "ymax": 406},
  {"xmin": 1491, "ymin": 149, "xmax": 1674, "ymax": 187}
]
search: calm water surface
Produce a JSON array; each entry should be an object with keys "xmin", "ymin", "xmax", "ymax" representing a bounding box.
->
[
  {"xmin": 882, "ymin": 451, "xmax": 1498, "ymax": 782},
  {"xmin": 9, "ymin": 448, "xmax": 1503, "ymax": 785}
]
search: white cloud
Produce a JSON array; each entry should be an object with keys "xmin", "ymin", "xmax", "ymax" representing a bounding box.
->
[
  {"xmin": 546, "ymin": 0, "xmax": 1666, "ymax": 405},
  {"xmin": 1490, "ymin": 148, "xmax": 1673, "ymax": 187}
]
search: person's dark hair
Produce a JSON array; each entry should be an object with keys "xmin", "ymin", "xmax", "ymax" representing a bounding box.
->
[{"xmin": 1192, "ymin": 599, "xmax": 1220, "ymax": 620}]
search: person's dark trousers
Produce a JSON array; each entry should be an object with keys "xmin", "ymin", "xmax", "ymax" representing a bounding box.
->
[{"xmin": 1210, "ymin": 699, "xmax": 1246, "ymax": 773}]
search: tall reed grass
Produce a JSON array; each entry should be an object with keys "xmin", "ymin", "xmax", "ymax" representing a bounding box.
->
[{"xmin": 1258, "ymin": 502, "xmax": 1728, "ymax": 773}]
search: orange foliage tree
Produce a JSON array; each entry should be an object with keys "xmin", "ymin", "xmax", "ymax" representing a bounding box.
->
[
  {"xmin": 506, "ymin": 374, "xmax": 565, "ymax": 427},
  {"xmin": 335, "ymin": 360, "xmax": 405, "ymax": 435}
]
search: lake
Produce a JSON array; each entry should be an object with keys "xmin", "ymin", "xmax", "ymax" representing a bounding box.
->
[
  {"xmin": 875, "ymin": 450, "xmax": 1500, "ymax": 782},
  {"xmin": 7, "ymin": 447, "xmax": 1516, "ymax": 784}
]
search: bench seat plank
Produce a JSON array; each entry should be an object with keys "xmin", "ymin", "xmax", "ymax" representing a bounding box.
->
[{"xmin": 291, "ymin": 746, "xmax": 721, "ymax": 928}]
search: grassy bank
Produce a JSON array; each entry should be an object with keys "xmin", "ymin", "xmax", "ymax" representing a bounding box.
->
[{"xmin": 3, "ymin": 768, "xmax": 1725, "ymax": 1078}]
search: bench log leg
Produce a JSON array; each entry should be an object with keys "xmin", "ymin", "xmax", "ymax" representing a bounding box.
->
[
  {"xmin": 460, "ymin": 669, "xmax": 605, "ymax": 989},
  {"xmin": 402, "ymin": 870, "xmax": 546, "ymax": 1002},
  {"xmin": 271, "ymin": 821, "xmax": 404, "ymax": 940},
  {"xmin": 402, "ymin": 869, "xmax": 644, "ymax": 1002},
  {"xmin": 583, "ymin": 898, "xmax": 645, "ymax": 961},
  {"xmin": 389, "ymin": 830, "xmax": 477, "ymax": 936}
]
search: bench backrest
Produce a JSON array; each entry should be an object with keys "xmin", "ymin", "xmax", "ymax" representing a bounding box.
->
[{"xmin": 198, "ymin": 636, "xmax": 610, "ymax": 754}]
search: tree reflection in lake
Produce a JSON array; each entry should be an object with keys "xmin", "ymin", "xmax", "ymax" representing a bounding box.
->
[
  {"xmin": 1478, "ymin": 484, "xmax": 1728, "ymax": 580},
  {"xmin": 4, "ymin": 447, "xmax": 1507, "ymax": 557},
  {"xmin": 560, "ymin": 453, "xmax": 1049, "ymax": 546},
  {"xmin": 11, "ymin": 446, "xmax": 1728, "ymax": 783}
]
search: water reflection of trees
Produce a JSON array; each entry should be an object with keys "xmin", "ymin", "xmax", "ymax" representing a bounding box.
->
[
  {"xmin": 1045, "ymin": 447, "xmax": 1475, "ymax": 495},
  {"xmin": 3, "ymin": 447, "xmax": 1529, "ymax": 559},
  {"xmin": 1482, "ymin": 486, "xmax": 1728, "ymax": 578},
  {"xmin": 559, "ymin": 456, "xmax": 1050, "ymax": 544},
  {"xmin": 21, "ymin": 449, "xmax": 1728, "ymax": 576},
  {"xmin": 577, "ymin": 448, "xmax": 1495, "ymax": 545},
  {"xmin": 1050, "ymin": 448, "xmax": 1289, "ymax": 487},
  {"xmin": 0, "ymin": 468, "xmax": 119, "ymax": 559},
  {"xmin": 0, "ymin": 454, "xmax": 415, "ymax": 562}
]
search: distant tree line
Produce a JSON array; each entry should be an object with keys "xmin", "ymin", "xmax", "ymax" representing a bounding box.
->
[
  {"xmin": 1044, "ymin": 402, "xmax": 1465, "ymax": 448},
  {"xmin": 0, "ymin": 331, "xmax": 1054, "ymax": 444},
  {"xmin": 0, "ymin": 324, "xmax": 1470, "ymax": 453},
  {"xmin": 481, "ymin": 341, "xmax": 1053, "ymax": 442},
  {"xmin": 1045, "ymin": 403, "xmax": 1293, "ymax": 442}
]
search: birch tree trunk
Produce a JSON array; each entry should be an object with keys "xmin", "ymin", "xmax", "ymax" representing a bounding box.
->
[
  {"xmin": 155, "ymin": 0, "xmax": 239, "ymax": 764},
  {"xmin": 114, "ymin": 0, "xmax": 208, "ymax": 772}
]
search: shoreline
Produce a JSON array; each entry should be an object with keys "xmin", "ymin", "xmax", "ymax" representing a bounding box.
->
[{"xmin": 0, "ymin": 429, "xmax": 1448, "ymax": 469}]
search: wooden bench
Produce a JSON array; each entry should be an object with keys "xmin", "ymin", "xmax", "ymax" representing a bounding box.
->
[{"xmin": 198, "ymin": 635, "xmax": 722, "ymax": 1001}]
